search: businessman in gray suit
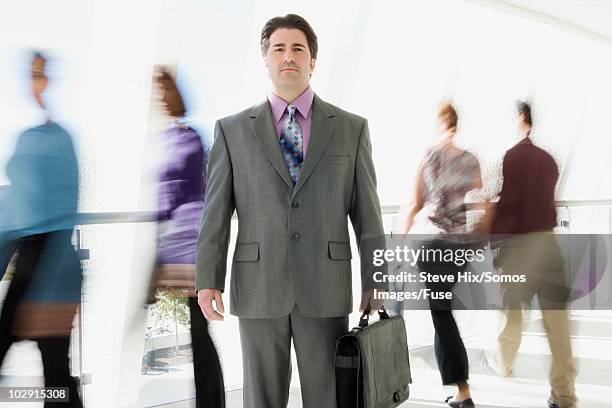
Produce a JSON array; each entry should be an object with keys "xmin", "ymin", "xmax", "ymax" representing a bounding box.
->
[{"xmin": 196, "ymin": 14, "xmax": 385, "ymax": 408}]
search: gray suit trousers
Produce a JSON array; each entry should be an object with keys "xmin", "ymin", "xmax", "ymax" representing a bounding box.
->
[{"xmin": 239, "ymin": 305, "xmax": 348, "ymax": 408}]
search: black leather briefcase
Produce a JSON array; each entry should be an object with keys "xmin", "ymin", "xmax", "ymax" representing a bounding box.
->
[{"xmin": 335, "ymin": 307, "xmax": 412, "ymax": 408}]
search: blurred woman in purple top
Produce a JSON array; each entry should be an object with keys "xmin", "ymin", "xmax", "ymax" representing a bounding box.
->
[
  {"xmin": 148, "ymin": 67, "xmax": 225, "ymax": 408},
  {"xmin": 154, "ymin": 76, "xmax": 206, "ymax": 268}
]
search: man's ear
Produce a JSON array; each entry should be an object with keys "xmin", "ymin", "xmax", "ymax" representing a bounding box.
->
[
  {"xmin": 264, "ymin": 56, "xmax": 269, "ymax": 68},
  {"xmin": 310, "ymin": 58, "xmax": 316, "ymax": 72}
]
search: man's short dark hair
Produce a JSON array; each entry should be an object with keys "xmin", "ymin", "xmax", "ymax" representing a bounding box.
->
[
  {"xmin": 260, "ymin": 14, "xmax": 318, "ymax": 59},
  {"xmin": 516, "ymin": 100, "xmax": 532, "ymax": 127}
]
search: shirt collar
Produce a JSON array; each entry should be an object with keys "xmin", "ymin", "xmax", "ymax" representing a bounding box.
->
[{"xmin": 268, "ymin": 87, "xmax": 315, "ymax": 123}]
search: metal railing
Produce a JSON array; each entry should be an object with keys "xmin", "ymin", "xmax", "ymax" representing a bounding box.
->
[
  {"xmin": 75, "ymin": 199, "xmax": 612, "ymax": 224},
  {"xmin": 382, "ymin": 199, "xmax": 612, "ymax": 214},
  {"xmin": 383, "ymin": 200, "xmax": 612, "ymax": 233}
]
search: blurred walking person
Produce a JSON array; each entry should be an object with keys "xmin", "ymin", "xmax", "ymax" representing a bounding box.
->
[
  {"xmin": 484, "ymin": 101, "xmax": 576, "ymax": 408},
  {"xmin": 147, "ymin": 66, "xmax": 225, "ymax": 408},
  {"xmin": 403, "ymin": 102, "xmax": 482, "ymax": 408},
  {"xmin": 0, "ymin": 52, "xmax": 83, "ymax": 408}
]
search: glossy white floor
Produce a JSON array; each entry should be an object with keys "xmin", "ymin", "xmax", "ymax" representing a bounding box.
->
[
  {"xmin": 0, "ymin": 310, "xmax": 610, "ymax": 407},
  {"xmin": 160, "ymin": 311, "xmax": 612, "ymax": 408}
]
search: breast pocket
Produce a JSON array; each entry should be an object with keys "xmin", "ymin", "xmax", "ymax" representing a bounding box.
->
[{"xmin": 325, "ymin": 154, "xmax": 349, "ymax": 166}]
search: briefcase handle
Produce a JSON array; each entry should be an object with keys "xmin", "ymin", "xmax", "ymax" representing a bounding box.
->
[{"xmin": 358, "ymin": 304, "xmax": 390, "ymax": 328}]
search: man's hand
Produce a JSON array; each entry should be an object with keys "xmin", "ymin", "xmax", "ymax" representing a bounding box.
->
[
  {"xmin": 198, "ymin": 288, "xmax": 225, "ymax": 321},
  {"xmin": 359, "ymin": 288, "xmax": 384, "ymax": 315}
]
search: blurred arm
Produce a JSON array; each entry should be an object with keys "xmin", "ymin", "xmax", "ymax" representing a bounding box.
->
[{"xmin": 195, "ymin": 121, "xmax": 234, "ymax": 320}]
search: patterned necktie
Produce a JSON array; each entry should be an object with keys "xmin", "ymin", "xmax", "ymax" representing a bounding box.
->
[{"xmin": 279, "ymin": 104, "xmax": 304, "ymax": 185}]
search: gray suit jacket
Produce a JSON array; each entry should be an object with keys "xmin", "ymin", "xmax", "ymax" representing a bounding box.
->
[{"xmin": 196, "ymin": 95, "xmax": 385, "ymax": 318}]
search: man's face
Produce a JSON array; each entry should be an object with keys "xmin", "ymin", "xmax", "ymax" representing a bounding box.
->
[
  {"xmin": 31, "ymin": 56, "xmax": 48, "ymax": 104},
  {"xmin": 265, "ymin": 28, "xmax": 315, "ymax": 92},
  {"xmin": 517, "ymin": 112, "xmax": 529, "ymax": 133}
]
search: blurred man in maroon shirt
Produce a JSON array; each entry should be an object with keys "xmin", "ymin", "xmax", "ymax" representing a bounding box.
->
[
  {"xmin": 487, "ymin": 102, "xmax": 576, "ymax": 408},
  {"xmin": 491, "ymin": 102, "xmax": 558, "ymax": 235}
]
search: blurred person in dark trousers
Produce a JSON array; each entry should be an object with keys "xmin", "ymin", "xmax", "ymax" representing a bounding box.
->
[
  {"xmin": 0, "ymin": 52, "xmax": 83, "ymax": 408},
  {"xmin": 147, "ymin": 66, "xmax": 225, "ymax": 408},
  {"xmin": 483, "ymin": 101, "xmax": 576, "ymax": 408},
  {"xmin": 402, "ymin": 102, "xmax": 482, "ymax": 408}
]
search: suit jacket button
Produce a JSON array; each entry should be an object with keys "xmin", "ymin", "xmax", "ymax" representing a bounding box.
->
[
  {"xmin": 291, "ymin": 200, "xmax": 300, "ymax": 208},
  {"xmin": 292, "ymin": 233, "xmax": 301, "ymax": 241}
]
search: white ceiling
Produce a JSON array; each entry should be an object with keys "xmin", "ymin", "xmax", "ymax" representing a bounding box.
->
[{"xmin": 469, "ymin": 0, "xmax": 612, "ymax": 44}]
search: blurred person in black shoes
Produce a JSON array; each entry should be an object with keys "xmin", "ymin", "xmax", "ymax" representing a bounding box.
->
[
  {"xmin": 0, "ymin": 51, "xmax": 83, "ymax": 408},
  {"xmin": 482, "ymin": 101, "xmax": 577, "ymax": 408},
  {"xmin": 146, "ymin": 66, "xmax": 225, "ymax": 408},
  {"xmin": 403, "ymin": 102, "xmax": 481, "ymax": 408}
]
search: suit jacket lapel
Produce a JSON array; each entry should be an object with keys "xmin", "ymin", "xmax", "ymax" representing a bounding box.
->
[
  {"xmin": 293, "ymin": 95, "xmax": 336, "ymax": 197},
  {"xmin": 249, "ymin": 100, "xmax": 294, "ymax": 189}
]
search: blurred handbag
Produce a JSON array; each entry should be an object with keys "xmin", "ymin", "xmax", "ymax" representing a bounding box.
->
[
  {"xmin": 13, "ymin": 301, "xmax": 78, "ymax": 338},
  {"xmin": 335, "ymin": 307, "xmax": 412, "ymax": 408},
  {"xmin": 147, "ymin": 264, "xmax": 196, "ymax": 304}
]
